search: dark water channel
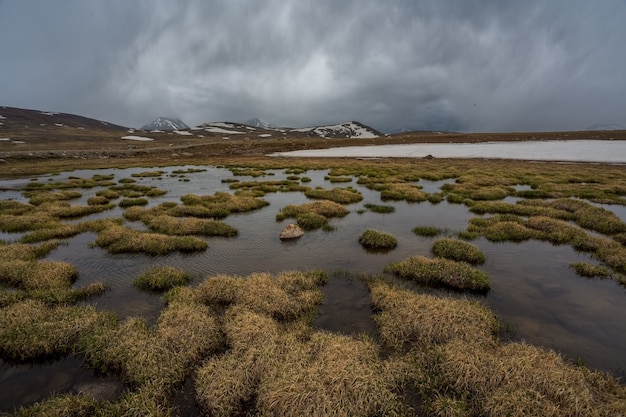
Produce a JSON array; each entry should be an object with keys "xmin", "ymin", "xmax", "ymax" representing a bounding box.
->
[{"xmin": 1, "ymin": 166, "xmax": 625, "ymax": 411}]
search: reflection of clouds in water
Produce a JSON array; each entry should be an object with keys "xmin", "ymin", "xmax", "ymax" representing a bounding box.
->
[
  {"xmin": 1, "ymin": 165, "xmax": 625, "ymax": 380},
  {"xmin": 272, "ymin": 140, "xmax": 626, "ymax": 163},
  {"xmin": 480, "ymin": 239, "xmax": 626, "ymax": 376}
]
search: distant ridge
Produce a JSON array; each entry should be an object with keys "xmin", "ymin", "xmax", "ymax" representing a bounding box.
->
[
  {"xmin": 0, "ymin": 106, "xmax": 127, "ymax": 130},
  {"xmin": 586, "ymin": 121, "xmax": 626, "ymax": 131},
  {"xmin": 141, "ymin": 117, "xmax": 190, "ymax": 131}
]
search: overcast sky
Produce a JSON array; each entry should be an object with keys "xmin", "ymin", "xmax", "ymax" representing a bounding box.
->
[{"xmin": 1, "ymin": 1, "xmax": 625, "ymax": 132}]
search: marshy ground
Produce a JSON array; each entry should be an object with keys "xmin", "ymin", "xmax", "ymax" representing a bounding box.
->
[{"xmin": 1, "ymin": 135, "xmax": 626, "ymax": 416}]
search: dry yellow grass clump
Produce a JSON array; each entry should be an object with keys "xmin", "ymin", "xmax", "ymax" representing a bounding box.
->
[
  {"xmin": 94, "ymin": 224, "xmax": 208, "ymax": 254},
  {"xmin": 0, "ymin": 300, "xmax": 113, "ymax": 361},
  {"xmin": 195, "ymin": 271, "xmax": 407, "ymax": 417},
  {"xmin": 368, "ymin": 280, "xmax": 626, "ymax": 416}
]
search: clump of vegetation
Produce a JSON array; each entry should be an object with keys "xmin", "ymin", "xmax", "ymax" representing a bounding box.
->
[
  {"xmin": 143, "ymin": 215, "xmax": 238, "ymax": 237},
  {"xmin": 133, "ymin": 266, "xmax": 191, "ymax": 292},
  {"xmin": 569, "ymin": 262, "xmax": 612, "ymax": 279},
  {"xmin": 369, "ymin": 279, "xmax": 626, "ymax": 416},
  {"xmin": 276, "ymin": 200, "xmax": 349, "ymax": 230},
  {"xmin": 86, "ymin": 195, "xmax": 110, "ymax": 205},
  {"xmin": 325, "ymin": 175, "xmax": 353, "ymax": 183},
  {"xmin": 172, "ymin": 168, "xmax": 207, "ymax": 174},
  {"xmin": 385, "ymin": 255, "xmax": 491, "ymax": 292},
  {"xmin": 0, "ymin": 300, "xmax": 113, "ymax": 361},
  {"xmin": 442, "ymin": 183, "xmax": 512, "ymax": 201},
  {"xmin": 431, "ymin": 238, "xmax": 486, "ymax": 264},
  {"xmin": 304, "ymin": 186, "xmax": 362, "ymax": 204},
  {"xmin": 95, "ymin": 188, "xmax": 120, "ymax": 200},
  {"xmin": 230, "ymin": 167, "xmax": 268, "ymax": 177},
  {"xmin": 94, "ymin": 224, "xmax": 208, "ymax": 255},
  {"xmin": 359, "ymin": 229, "xmax": 398, "ymax": 250},
  {"xmin": 413, "ymin": 225, "xmax": 444, "ymax": 237},
  {"xmin": 118, "ymin": 197, "xmax": 148, "ymax": 207},
  {"xmin": 363, "ymin": 203, "xmax": 395, "ymax": 213},
  {"xmin": 380, "ymin": 183, "xmax": 428, "ymax": 202},
  {"xmin": 27, "ymin": 190, "xmax": 82, "ymax": 206},
  {"xmin": 180, "ymin": 192, "xmax": 269, "ymax": 217},
  {"xmin": 227, "ymin": 179, "xmax": 308, "ymax": 195},
  {"xmin": 131, "ymin": 170, "xmax": 164, "ymax": 178},
  {"xmin": 446, "ymin": 193, "xmax": 465, "ymax": 204}
]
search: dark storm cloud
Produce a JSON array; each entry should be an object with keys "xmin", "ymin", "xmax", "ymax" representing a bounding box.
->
[{"xmin": 1, "ymin": 0, "xmax": 625, "ymax": 132}]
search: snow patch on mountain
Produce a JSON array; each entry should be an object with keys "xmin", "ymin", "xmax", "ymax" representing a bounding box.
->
[
  {"xmin": 291, "ymin": 121, "xmax": 380, "ymax": 138},
  {"xmin": 198, "ymin": 122, "xmax": 247, "ymax": 134},
  {"xmin": 141, "ymin": 117, "xmax": 190, "ymax": 131}
]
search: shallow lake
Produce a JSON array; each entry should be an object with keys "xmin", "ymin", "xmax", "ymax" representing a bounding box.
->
[
  {"xmin": 1, "ymin": 165, "xmax": 625, "ymax": 411},
  {"xmin": 271, "ymin": 139, "xmax": 626, "ymax": 163}
]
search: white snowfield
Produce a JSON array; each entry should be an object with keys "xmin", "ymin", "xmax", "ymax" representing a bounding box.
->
[
  {"xmin": 173, "ymin": 130, "xmax": 192, "ymax": 135},
  {"xmin": 121, "ymin": 135, "xmax": 154, "ymax": 141},
  {"xmin": 271, "ymin": 140, "xmax": 626, "ymax": 163}
]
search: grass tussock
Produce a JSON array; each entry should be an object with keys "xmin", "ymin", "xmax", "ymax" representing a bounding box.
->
[
  {"xmin": 0, "ymin": 282, "xmax": 108, "ymax": 308},
  {"xmin": 380, "ymin": 183, "xmax": 428, "ymax": 202},
  {"xmin": 118, "ymin": 197, "xmax": 148, "ymax": 207},
  {"xmin": 413, "ymin": 225, "xmax": 445, "ymax": 237},
  {"xmin": 369, "ymin": 280, "xmax": 626, "ymax": 416},
  {"xmin": 276, "ymin": 200, "xmax": 349, "ymax": 230},
  {"xmin": 144, "ymin": 214, "xmax": 238, "ymax": 237},
  {"xmin": 131, "ymin": 170, "xmax": 164, "ymax": 178},
  {"xmin": 133, "ymin": 266, "xmax": 191, "ymax": 292},
  {"xmin": 369, "ymin": 280, "xmax": 499, "ymax": 351},
  {"xmin": 228, "ymin": 179, "xmax": 310, "ymax": 195},
  {"xmin": 0, "ymin": 212, "xmax": 56, "ymax": 232},
  {"xmin": 385, "ymin": 255, "xmax": 491, "ymax": 292},
  {"xmin": 363, "ymin": 202, "xmax": 395, "ymax": 213},
  {"xmin": 195, "ymin": 270, "xmax": 407, "ymax": 417},
  {"xmin": 194, "ymin": 270, "xmax": 328, "ymax": 321},
  {"xmin": 0, "ymin": 300, "xmax": 114, "ymax": 361},
  {"xmin": 304, "ymin": 186, "xmax": 363, "ymax": 204},
  {"xmin": 26, "ymin": 190, "xmax": 82, "ymax": 206},
  {"xmin": 359, "ymin": 228, "xmax": 398, "ymax": 250},
  {"xmin": 0, "ymin": 241, "xmax": 61, "ymax": 261},
  {"xmin": 94, "ymin": 224, "xmax": 208, "ymax": 255},
  {"xmin": 180, "ymin": 191, "xmax": 269, "ymax": 217},
  {"xmin": 40, "ymin": 201, "xmax": 115, "ymax": 218},
  {"xmin": 431, "ymin": 238, "xmax": 486, "ymax": 264},
  {"xmin": 0, "ymin": 259, "xmax": 78, "ymax": 290}
]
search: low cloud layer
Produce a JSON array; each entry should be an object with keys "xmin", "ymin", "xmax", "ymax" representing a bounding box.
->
[{"xmin": 1, "ymin": 0, "xmax": 625, "ymax": 132}]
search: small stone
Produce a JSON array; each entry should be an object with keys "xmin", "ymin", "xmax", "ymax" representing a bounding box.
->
[{"xmin": 279, "ymin": 223, "xmax": 304, "ymax": 240}]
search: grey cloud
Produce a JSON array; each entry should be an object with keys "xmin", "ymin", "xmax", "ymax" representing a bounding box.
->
[{"xmin": 1, "ymin": 0, "xmax": 625, "ymax": 132}]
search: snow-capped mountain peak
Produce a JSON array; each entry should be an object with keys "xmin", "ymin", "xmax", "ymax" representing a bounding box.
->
[
  {"xmin": 244, "ymin": 117, "xmax": 277, "ymax": 129},
  {"xmin": 141, "ymin": 117, "xmax": 190, "ymax": 131}
]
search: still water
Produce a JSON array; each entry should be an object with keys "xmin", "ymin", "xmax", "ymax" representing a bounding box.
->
[{"xmin": 1, "ymin": 165, "xmax": 625, "ymax": 411}]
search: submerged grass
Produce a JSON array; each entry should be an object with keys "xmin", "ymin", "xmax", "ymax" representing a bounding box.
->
[{"xmin": 569, "ymin": 262, "xmax": 612, "ymax": 279}]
